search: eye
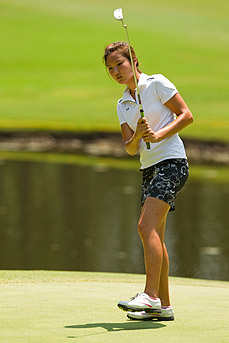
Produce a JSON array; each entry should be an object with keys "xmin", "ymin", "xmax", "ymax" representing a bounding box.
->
[
  {"xmin": 117, "ymin": 62, "xmax": 123, "ymax": 66},
  {"xmin": 108, "ymin": 67, "xmax": 113, "ymax": 71}
]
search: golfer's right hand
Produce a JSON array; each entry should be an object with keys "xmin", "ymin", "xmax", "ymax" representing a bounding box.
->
[{"xmin": 135, "ymin": 117, "xmax": 151, "ymax": 140}]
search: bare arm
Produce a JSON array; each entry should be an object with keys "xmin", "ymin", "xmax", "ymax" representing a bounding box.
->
[
  {"xmin": 120, "ymin": 119, "xmax": 149, "ymax": 156},
  {"xmin": 142, "ymin": 93, "xmax": 193, "ymax": 143},
  {"xmin": 120, "ymin": 92, "xmax": 193, "ymax": 154}
]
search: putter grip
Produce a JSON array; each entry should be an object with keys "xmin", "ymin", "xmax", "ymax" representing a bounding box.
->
[{"xmin": 140, "ymin": 109, "xmax": 151, "ymax": 150}]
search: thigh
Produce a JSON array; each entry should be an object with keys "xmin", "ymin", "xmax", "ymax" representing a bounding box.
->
[
  {"xmin": 141, "ymin": 159, "xmax": 189, "ymax": 212},
  {"xmin": 139, "ymin": 197, "xmax": 170, "ymax": 234}
]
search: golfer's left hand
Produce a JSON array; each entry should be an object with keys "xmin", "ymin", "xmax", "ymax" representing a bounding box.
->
[{"xmin": 142, "ymin": 120, "xmax": 160, "ymax": 143}]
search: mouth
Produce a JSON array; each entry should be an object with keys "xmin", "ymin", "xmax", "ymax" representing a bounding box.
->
[{"xmin": 116, "ymin": 76, "xmax": 123, "ymax": 81}]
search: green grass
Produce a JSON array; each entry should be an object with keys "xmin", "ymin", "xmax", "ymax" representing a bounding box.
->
[
  {"xmin": 0, "ymin": 271, "xmax": 228, "ymax": 343},
  {"xmin": 0, "ymin": 0, "xmax": 228, "ymax": 142}
]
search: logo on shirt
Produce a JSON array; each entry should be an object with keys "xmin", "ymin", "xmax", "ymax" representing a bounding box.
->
[{"xmin": 126, "ymin": 107, "xmax": 130, "ymax": 111}]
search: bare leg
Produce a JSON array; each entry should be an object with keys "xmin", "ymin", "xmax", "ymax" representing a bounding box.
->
[
  {"xmin": 138, "ymin": 197, "xmax": 170, "ymax": 299},
  {"xmin": 158, "ymin": 218, "xmax": 170, "ymax": 306}
]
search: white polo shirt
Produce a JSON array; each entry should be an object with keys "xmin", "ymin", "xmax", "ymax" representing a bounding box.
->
[{"xmin": 117, "ymin": 73, "xmax": 187, "ymax": 169}]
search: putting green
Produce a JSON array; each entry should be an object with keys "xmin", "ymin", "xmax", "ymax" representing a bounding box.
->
[{"xmin": 0, "ymin": 271, "xmax": 228, "ymax": 342}]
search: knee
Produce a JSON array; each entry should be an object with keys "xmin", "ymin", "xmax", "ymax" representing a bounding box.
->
[
  {"xmin": 137, "ymin": 221, "xmax": 144, "ymax": 238},
  {"xmin": 138, "ymin": 220, "xmax": 151, "ymax": 240}
]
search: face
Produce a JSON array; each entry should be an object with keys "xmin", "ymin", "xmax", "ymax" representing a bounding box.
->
[{"xmin": 106, "ymin": 51, "xmax": 137, "ymax": 86}]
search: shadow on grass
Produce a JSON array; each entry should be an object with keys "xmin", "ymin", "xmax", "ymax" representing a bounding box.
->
[{"xmin": 65, "ymin": 320, "xmax": 166, "ymax": 337}]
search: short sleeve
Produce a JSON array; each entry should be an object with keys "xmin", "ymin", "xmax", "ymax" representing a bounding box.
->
[
  {"xmin": 154, "ymin": 74, "xmax": 178, "ymax": 104},
  {"xmin": 117, "ymin": 100, "xmax": 126, "ymax": 125}
]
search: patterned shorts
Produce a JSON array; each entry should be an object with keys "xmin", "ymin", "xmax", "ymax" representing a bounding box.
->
[{"xmin": 141, "ymin": 158, "xmax": 189, "ymax": 211}]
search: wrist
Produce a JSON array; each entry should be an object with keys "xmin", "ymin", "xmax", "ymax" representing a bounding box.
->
[{"xmin": 155, "ymin": 130, "xmax": 164, "ymax": 142}]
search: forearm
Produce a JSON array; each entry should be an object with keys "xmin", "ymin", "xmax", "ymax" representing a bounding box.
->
[
  {"xmin": 154, "ymin": 93, "xmax": 194, "ymax": 142},
  {"xmin": 120, "ymin": 122, "xmax": 143, "ymax": 156},
  {"xmin": 156, "ymin": 111, "xmax": 193, "ymax": 142},
  {"xmin": 124, "ymin": 133, "xmax": 142, "ymax": 156}
]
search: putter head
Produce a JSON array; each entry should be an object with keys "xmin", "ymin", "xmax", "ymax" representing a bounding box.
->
[{"xmin": 114, "ymin": 8, "xmax": 123, "ymax": 21}]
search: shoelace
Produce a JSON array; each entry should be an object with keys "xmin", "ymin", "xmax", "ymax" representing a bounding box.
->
[{"xmin": 130, "ymin": 293, "xmax": 140, "ymax": 300}]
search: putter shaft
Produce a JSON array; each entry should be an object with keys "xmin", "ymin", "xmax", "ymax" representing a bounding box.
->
[{"xmin": 122, "ymin": 20, "xmax": 150, "ymax": 149}]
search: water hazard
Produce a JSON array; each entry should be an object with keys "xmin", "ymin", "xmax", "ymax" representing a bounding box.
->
[{"xmin": 0, "ymin": 153, "xmax": 228, "ymax": 281}]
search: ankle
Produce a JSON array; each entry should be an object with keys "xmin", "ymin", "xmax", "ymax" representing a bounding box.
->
[
  {"xmin": 144, "ymin": 290, "xmax": 158, "ymax": 299},
  {"xmin": 160, "ymin": 298, "xmax": 171, "ymax": 307},
  {"xmin": 161, "ymin": 305, "xmax": 172, "ymax": 309}
]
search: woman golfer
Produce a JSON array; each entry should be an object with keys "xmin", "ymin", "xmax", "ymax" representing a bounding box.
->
[{"xmin": 103, "ymin": 42, "xmax": 193, "ymax": 321}]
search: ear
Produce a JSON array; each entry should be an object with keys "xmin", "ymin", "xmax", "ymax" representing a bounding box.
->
[{"xmin": 132, "ymin": 57, "xmax": 138, "ymax": 67}]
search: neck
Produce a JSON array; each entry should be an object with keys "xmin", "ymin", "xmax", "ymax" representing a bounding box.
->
[
  {"xmin": 130, "ymin": 88, "xmax": 136, "ymax": 100},
  {"xmin": 127, "ymin": 71, "xmax": 141, "ymax": 99}
]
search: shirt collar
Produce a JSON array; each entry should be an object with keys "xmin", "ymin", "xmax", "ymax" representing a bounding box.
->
[
  {"xmin": 121, "ymin": 73, "xmax": 148, "ymax": 103},
  {"xmin": 138, "ymin": 72, "xmax": 148, "ymax": 86}
]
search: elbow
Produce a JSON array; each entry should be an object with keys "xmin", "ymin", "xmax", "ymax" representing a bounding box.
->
[
  {"xmin": 129, "ymin": 151, "xmax": 138, "ymax": 156},
  {"xmin": 124, "ymin": 143, "xmax": 139, "ymax": 156},
  {"xmin": 189, "ymin": 113, "xmax": 194, "ymax": 125},
  {"xmin": 125, "ymin": 146, "xmax": 138, "ymax": 156},
  {"xmin": 124, "ymin": 139, "xmax": 139, "ymax": 156},
  {"xmin": 186, "ymin": 110, "xmax": 194, "ymax": 125}
]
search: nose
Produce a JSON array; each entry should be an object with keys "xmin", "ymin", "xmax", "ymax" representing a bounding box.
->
[{"xmin": 113, "ymin": 66, "xmax": 119, "ymax": 74}]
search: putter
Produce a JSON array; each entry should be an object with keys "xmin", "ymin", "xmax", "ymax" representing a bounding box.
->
[{"xmin": 113, "ymin": 8, "xmax": 150, "ymax": 149}]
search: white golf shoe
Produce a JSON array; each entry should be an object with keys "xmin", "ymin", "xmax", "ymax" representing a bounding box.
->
[
  {"xmin": 127, "ymin": 306, "xmax": 174, "ymax": 321},
  {"xmin": 118, "ymin": 292, "xmax": 161, "ymax": 313}
]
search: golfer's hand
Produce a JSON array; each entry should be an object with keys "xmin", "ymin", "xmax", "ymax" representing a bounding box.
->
[
  {"xmin": 135, "ymin": 117, "xmax": 150, "ymax": 139},
  {"xmin": 136, "ymin": 117, "xmax": 160, "ymax": 143}
]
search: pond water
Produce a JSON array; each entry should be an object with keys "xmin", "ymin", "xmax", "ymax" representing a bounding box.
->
[{"xmin": 0, "ymin": 154, "xmax": 228, "ymax": 281}]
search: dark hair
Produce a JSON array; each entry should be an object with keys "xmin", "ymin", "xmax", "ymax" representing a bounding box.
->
[{"xmin": 103, "ymin": 41, "xmax": 141, "ymax": 72}]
